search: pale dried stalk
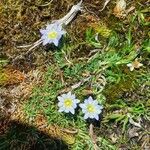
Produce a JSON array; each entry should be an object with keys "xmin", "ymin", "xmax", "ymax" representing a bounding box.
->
[
  {"xmin": 89, "ymin": 123, "xmax": 99, "ymax": 150},
  {"xmin": 99, "ymin": 0, "xmax": 110, "ymax": 12},
  {"xmin": 53, "ymin": 0, "xmax": 83, "ymax": 25}
]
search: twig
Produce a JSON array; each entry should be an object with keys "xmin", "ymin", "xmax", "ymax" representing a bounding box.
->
[
  {"xmin": 36, "ymin": 0, "xmax": 54, "ymax": 7},
  {"xmin": 13, "ymin": 40, "xmax": 42, "ymax": 63},
  {"xmin": 61, "ymin": 128, "xmax": 78, "ymax": 134},
  {"xmin": 17, "ymin": 39, "xmax": 42, "ymax": 48},
  {"xmin": 53, "ymin": 0, "xmax": 83, "ymax": 25},
  {"xmin": 88, "ymin": 49, "xmax": 101, "ymax": 56},
  {"xmin": 58, "ymin": 76, "xmax": 91, "ymax": 94},
  {"xmin": 88, "ymin": 46, "xmax": 106, "ymax": 62},
  {"xmin": 99, "ymin": 0, "xmax": 111, "ymax": 12},
  {"xmin": 71, "ymin": 76, "xmax": 91, "ymax": 90},
  {"xmin": 89, "ymin": 123, "xmax": 99, "ymax": 150}
]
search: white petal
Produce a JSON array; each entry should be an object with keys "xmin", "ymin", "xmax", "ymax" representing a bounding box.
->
[
  {"xmin": 57, "ymin": 25, "xmax": 63, "ymax": 31},
  {"xmin": 84, "ymin": 99, "xmax": 89, "ymax": 104},
  {"xmin": 58, "ymin": 107, "xmax": 65, "ymax": 112},
  {"xmin": 73, "ymin": 99, "xmax": 79, "ymax": 105},
  {"xmin": 84, "ymin": 114, "xmax": 89, "ymax": 119},
  {"xmin": 88, "ymin": 97, "xmax": 93, "ymax": 104},
  {"xmin": 88, "ymin": 96, "xmax": 94, "ymax": 101},
  {"xmin": 79, "ymin": 103, "xmax": 85, "ymax": 109},
  {"xmin": 58, "ymin": 96, "xmax": 64, "ymax": 102},
  {"xmin": 89, "ymin": 113, "xmax": 94, "ymax": 118},
  {"xmin": 69, "ymin": 108, "xmax": 75, "ymax": 114},
  {"xmin": 43, "ymin": 39, "xmax": 50, "ymax": 45},
  {"xmin": 40, "ymin": 29, "xmax": 47, "ymax": 35},
  {"xmin": 93, "ymin": 100, "xmax": 98, "ymax": 105},
  {"xmin": 72, "ymin": 100, "xmax": 77, "ymax": 106},
  {"xmin": 71, "ymin": 94, "xmax": 76, "ymax": 100},
  {"xmin": 64, "ymin": 109, "xmax": 69, "ymax": 113},
  {"xmin": 96, "ymin": 105, "xmax": 103, "ymax": 110},
  {"xmin": 72, "ymin": 103, "xmax": 77, "ymax": 108},
  {"xmin": 60, "ymin": 30, "xmax": 66, "ymax": 35},
  {"xmin": 67, "ymin": 91, "xmax": 72, "ymax": 97},
  {"xmin": 82, "ymin": 109, "xmax": 87, "ymax": 113},
  {"xmin": 53, "ymin": 39, "xmax": 59, "ymax": 46},
  {"xmin": 58, "ymin": 102, "xmax": 63, "ymax": 107},
  {"xmin": 94, "ymin": 114, "xmax": 99, "ymax": 120},
  {"xmin": 96, "ymin": 109, "xmax": 102, "ymax": 114},
  {"xmin": 61, "ymin": 94, "xmax": 67, "ymax": 99},
  {"xmin": 46, "ymin": 24, "xmax": 55, "ymax": 30}
]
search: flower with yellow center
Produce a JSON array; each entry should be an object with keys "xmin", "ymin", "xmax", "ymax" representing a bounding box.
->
[
  {"xmin": 79, "ymin": 96, "xmax": 103, "ymax": 120},
  {"xmin": 87, "ymin": 104, "xmax": 95, "ymax": 113},
  {"xmin": 58, "ymin": 92, "xmax": 79, "ymax": 114},
  {"xmin": 48, "ymin": 31, "xmax": 58, "ymax": 39},
  {"xmin": 64, "ymin": 98, "xmax": 73, "ymax": 107},
  {"xmin": 40, "ymin": 23, "xmax": 66, "ymax": 46}
]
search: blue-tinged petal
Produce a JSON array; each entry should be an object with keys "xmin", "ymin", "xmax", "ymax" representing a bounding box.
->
[
  {"xmin": 64, "ymin": 109, "xmax": 69, "ymax": 113},
  {"xmin": 58, "ymin": 96, "xmax": 64, "ymax": 102},
  {"xmin": 46, "ymin": 24, "xmax": 55, "ymax": 30},
  {"xmin": 73, "ymin": 99, "xmax": 79, "ymax": 105},
  {"xmin": 94, "ymin": 114, "xmax": 99, "ymax": 120},
  {"xmin": 84, "ymin": 114, "xmax": 89, "ymax": 119},
  {"xmin": 88, "ymin": 96, "xmax": 94, "ymax": 101},
  {"xmin": 79, "ymin": 103, "xmax": 85, "ymax": 109},
  {"xmin": 58, "ymin": 102, "xmax": 63, "ymax": 107},
  {"xmin": 76, "ymin": 99, "xmax": 80, "ymax": 103},
  {"xmin": 87, "ymin": 98, "xmax": 93, "ymax": 104},
  {"xmin": 82, "ymin": 109, "xmax": 87, "ymax": 113},
  {"xmin": 71, "ymin": 94, "xmax": 76, "ymax": 99},
  {"xmin": 53, "ymin": 39, "xmax": 59, "ymax": 46},
  {"xmin": 97, "ymin": 109, "xmax": 102, "ymax": 114},
  {"xmin": 40, "ymin": 29, "xmax": 47, "ymax": 35},
  {"xmin": 69, "ymin": 108, "xmax": 75, "ymax": 114},
  {"xmin": 96, "ymin": 105, "xmax": 103, "ymax": 110},
  {"xmin": 84, "ymin": 99, "xmax": 89, "ymax": 104},
  {"xmin": 58, "ymin": 107, "xmax": 65, "ymax": 112},
  {"xmin": 61, "ymin": 94, "xmax": 67, "ymax": 99},
  {"xmin": 60, "ymin": 30, "xmax": 66, "ymax": 35},
  {"xmin": 67, "ymin": 91, "xmax": 72, "ymax": 97},
  {"xmin": 89, "ymin": 113, "xmax": 94, "ymax": 118},
  {"xmin": 72, "ymin": 103, "xmax": 77, "ymax": 108},
  {"xmin": 41, "ymin": 34, "xmax": 48, "ymax": 40},
  {"xmin": 93, "ymin": 100, "xmax": 98, "ymax": 105},
  {"xmin": 43, "ymin": 39, "xmax": 50, "ymax": 45}
]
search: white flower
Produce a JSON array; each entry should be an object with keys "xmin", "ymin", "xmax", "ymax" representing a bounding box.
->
[
  {"xmin": 40, "ymin": 23, "xmax": 66, "ymax": 46},
  {"xmin": 57, "ymin": 92, "xmax": 79, "ymax": 114},
  {"xmin": 79, "ymin": 96, "xmax": 103, "ymax": 120},
  {"xmin": 127, "ymin": 58, "xmax": 143, "ymax": 71}
]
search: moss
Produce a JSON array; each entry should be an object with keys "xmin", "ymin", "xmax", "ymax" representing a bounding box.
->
[
  {"xmin": 103, "ymin": 69, "xmax": 138, "ymax": 102},
  {"xmin": 0, "ymin": 67, "xmax": 25, "ymax": 86},
  {"xmin": 0, "ymin": 69, "xmax": 8, "ymax": 85}
]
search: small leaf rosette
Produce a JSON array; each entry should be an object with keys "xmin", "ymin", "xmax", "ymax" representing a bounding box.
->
[
  {"xmin": 79, "ymin": 96, "xmax": 103, "ymax": 120},
  {"xmin": 57, "ymin": 92, "xmax": 79, "ymax": 114},
  {"xmin": 40, "ymin": 23, "xmax": 66, "ymax": 46}
]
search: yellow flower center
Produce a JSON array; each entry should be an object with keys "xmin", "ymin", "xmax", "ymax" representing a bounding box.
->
[
  {"xmin": 48, "ymin": 31, "xmax": 58, "ymax": 39},
  {"xmin": 87, "ymin": 104, "xmax": 95, "ymax": 113},
  {"xmin": 64, "ymin": 99, "xmax": 73, "ymax": 108}
]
